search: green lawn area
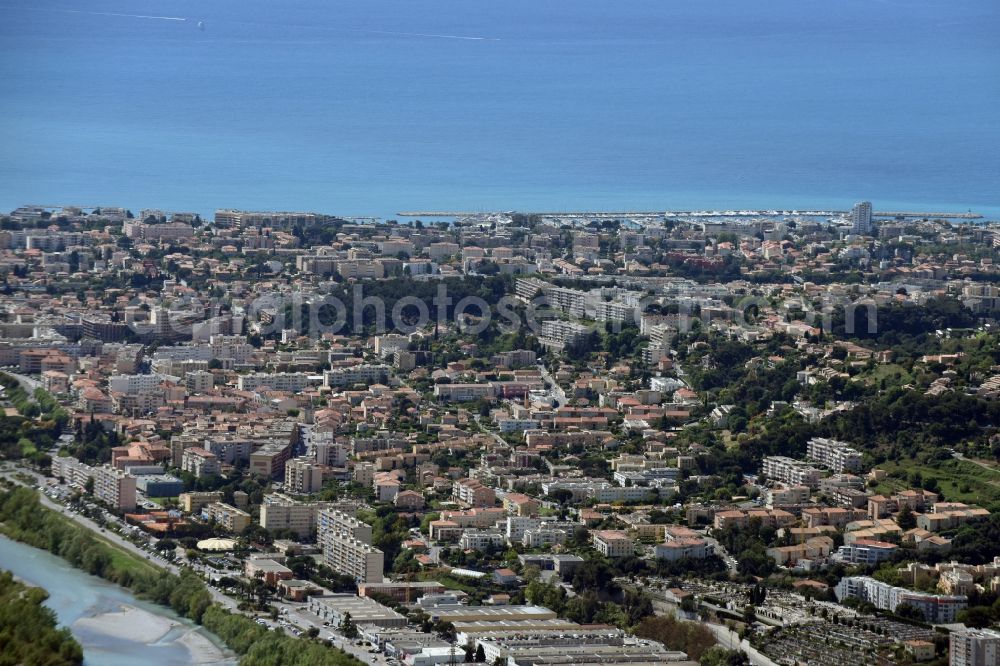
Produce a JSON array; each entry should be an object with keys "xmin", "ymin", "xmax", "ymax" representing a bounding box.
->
[
  {"xmin": 416, "ymin": 570, "xmax": 481, "ymax": 594},
  {"xmin": 96, "ymin": 534, "xmax": 162, "ymax": 578},
  {"xmin": 875, "ymin": 458, "xmax": 1000, "ymax": 511},
  {"xmin": 863, "ymin": 363, "xmax": 913, "ymax": 387},
  {"xmin": 47, "ymin": 509, "xmax": 163, "ymax": 579}
]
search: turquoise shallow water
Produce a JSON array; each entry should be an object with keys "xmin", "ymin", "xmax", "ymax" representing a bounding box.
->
[{"xmin": 0, "ymin": 0, "xmax": 998, "ymax": 219}]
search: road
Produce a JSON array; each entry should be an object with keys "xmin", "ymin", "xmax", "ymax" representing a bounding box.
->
[
  {"xmin": 631, "ymin": 581, "xmax": 771, "ymax": 666},
  {"xmin": 271, "ymin": 602, "xmax": 392, "ymax": 664},
  {"xmin": 3, "ymin": 466, "xmax": 239, "ymax": 610},
  {"xmin": 5, "ymin": 465, "xmax": 391, "ymax": 663},
  {"xmin": 952, "ymin": 451, "xmax": 1000, "ymax": 475},
  {"xmin": 473, "ymin": 413, "xmax": 506, "ymax": 447},
  {"xmin": 701, "ymin": 533, "xmax": 739, "ymax": 576},
  {"xmin": 5, "ymin": 371, "xmax": 42, "ymax": 392},
  {"xmin": 536, "ymin": 362, "xmax": 566, "ymax": 407}
]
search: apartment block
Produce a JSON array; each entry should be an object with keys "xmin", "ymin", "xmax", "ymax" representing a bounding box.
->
[
  {"xmin": 205, "ymin": 502, "xmax": 252, "ymax": 533},
  {"xmin": 236, "ymin": 372, "xmax": 316, "ymax": 392},
  {"xmin": 766, "ymin": 484, "xmax": 812, "ymax": 506},
  {"xmin": 318, "ymin": 508, "xmax": 373, "ymax": 545},
  {"xmin": 835, "ymin": 576, "xmax": 967, "ymax": 624},
  {"xmin": 767, "ymin": 536, "xmax": 835, "ymax": 566},
  {"xmin": 539, "ymin": 320, "xmax": 590, "ymax": 349},
  {"xmin": 807, "ymin": 437, "xmax": 863, "ymax": 473},
  {"xmin": 950, "ymin": 628, "xmax": 1000, "ymax": 666},
  {"xmin": 184, "ymin": 370, "xmax": 214, "ymax": 393},
  {"xmin": 654, "ymin": 536, "xmax": 711, "ymax": 562},
  {"xmin": 459, "ymin": 529, "xmax": 506, "ymax": 551},
  {"xmin": 541, "ymin": 479, "xmax": 656, "ymax": 504},
  {"xmin": 521, "ymin": 525, "xmax": 573, "ymax": 549},
  {"xmin": 917, "ymin": 503, "xmax": 991, "ymax": 533},
  {"xmin": 453, "ymin": 478, "xmax": 496, "ymax": 508},
  {"xmin": 181, "ymin": 447, "xmax": 221, "ymax": 478},
  {"xmin": 868, "ymin": 489, "xmax": 940, "ymax": 520},
  {"xmin": 249, "ymin": 440, "xmax": 295, "ymax": 479},
  {"xmin": 179, "ymin": 491, "xmax": 223, "ymax": 514},
  {"xmin": 94, "ymin": 464, "xmax": 137, "ymax": 512},
  {"xmin": 505, "ymin": 517, "xmax": 550, "ymax": 543},
  {"xmin": 319, "ymin": 532, "xmax": 384, "ymax": 583},
  {"xmin": 713, "ymin": 508, "xmax": 797, "ymax": 530},
  {"xmin": 762, "ymin": 456, "xmax": 823, "ymax": 488},
  {"xmin": 323, "ymin": 364, "xmax": 390, "ymax": 388},
  {"xmin": 53, "ymin": 457, "xmax": 137, "ymax": 512},
  {"xmin": 284, "ymin": 457, "xmax": 326, "ymax": 494},
  {"xmin": 491, "ymin": 349, "xmax": 537, "ymax": 369},
  {"xmin": 591, "ymin": 530, "xmax": 634, "ymax": 558},
  {"xmin": 834, "ymin": 539, "xmax": 898, "ymax": 565},
  {"xmin": 433, "ymin": 383, "xmax": 494, "ymax": 402},
  {"xmin": 259, "ymin": 494, "xmax": 332, "ymax": 538}
]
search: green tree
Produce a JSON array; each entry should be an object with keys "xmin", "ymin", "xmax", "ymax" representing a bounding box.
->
[
  {"xmin": 957, "ymin": 606, "xmax": 993, "ymax": 629},
  {"xmin": 0, "ymin": 571, "xmax": 83, "ymax": 665},
  {"xmin": 896, "ymin": 504, "xmax": 916, "ymax": 530},
  {"xmin": 894, "ymin": 603, "xmax": 926, "ymax": 622},
  {"xmin": 700, "ymin": 646, "xmax": 749, "ymax": 666},
  {"xmin": 340, "ymin": 611, "xmax": 359, "ymax": 639}
]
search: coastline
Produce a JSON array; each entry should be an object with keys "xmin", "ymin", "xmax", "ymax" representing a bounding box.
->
[{"xmin": 2, "ymin": 199, "xmax": 997, "ymax": 225}]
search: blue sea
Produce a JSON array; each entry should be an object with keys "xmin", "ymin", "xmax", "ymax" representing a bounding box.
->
[{"xmin": 1, "ymin": 0, "xmax": 998, "ymax": 220}]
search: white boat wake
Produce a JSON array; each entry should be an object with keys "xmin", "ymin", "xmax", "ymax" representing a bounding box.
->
[
  {"xmin": 369, "ymin": 30, "xmax": 498, "ymax": 41},
  {"xmin": 4, "ymin": 7, "xmax": 187, "ymax": 22},
  {"xmin": 67, "ymin": 10, "xmax": 186, "ymax": 21}
]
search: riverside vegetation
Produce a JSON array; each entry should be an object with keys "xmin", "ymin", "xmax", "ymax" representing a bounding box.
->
[
  {"xmin": 0, "ymin": 569, "xmax": 83, "ymax": 666},
  {"xmin": 0, "ymin": 486, "xmax": 363, "ymax": 666}
]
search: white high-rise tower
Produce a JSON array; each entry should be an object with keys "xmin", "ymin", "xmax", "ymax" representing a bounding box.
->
[{"xmin": 851, "ymin": 201, "xmax": 873, "ymax": 236}]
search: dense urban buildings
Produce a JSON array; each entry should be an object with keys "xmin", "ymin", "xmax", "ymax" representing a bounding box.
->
[{"xmin": 2, "ymin": 202, "xmax": 999, "ymax": 665}]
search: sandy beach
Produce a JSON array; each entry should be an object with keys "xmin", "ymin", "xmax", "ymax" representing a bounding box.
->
[
  {"xmin": 73, "ymin": 604, "xmax": 179, "ymax": 644},
  {"xmin": 177, "ymin": 628, "xmax": 234, "ymax": 664},
  {"xmin": 72, "ymin": 604, "xmax": 234, "ymax": 663}
]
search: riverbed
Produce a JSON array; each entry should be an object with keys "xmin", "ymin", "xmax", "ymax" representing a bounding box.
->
[{"xmin": 0, "ymin": 535, "xmax": 238, "ymax": 665}]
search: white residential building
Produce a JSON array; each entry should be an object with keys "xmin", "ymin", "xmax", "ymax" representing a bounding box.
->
[
  {"xmin": 950, "ymin": 628, "xmax": 1000, "ymax": 666},
  {"xmin": 459, "ymin": 530, "xmax": 505, "ymax": 551},
  {"xmin": 323, "ymin": 364, "xmax": 390, "ymax": 388},
  {"xmin": 284, "ymin": 457, "xmax": 326, "ymax": 494},
  {"xmin": 807, "ymin": 437, "xmax": 863, "ymax": 473},
  {"xmin": 317, "ymin": 508, "xmax": 373, "ymax": 544},
  {"xmin": 236, "ymin": 372, "xmax": 317, "ymax": 392},
  {"xmin": 52, "ymin": 457, "xmax": 136, "ymax": 512},
  {"xmin": 541, "ymin": 479, "xmax": 656, "ymax": 504},
  {"xmin": 181, "ymin": 447, "xmax": 220, "ymax": 478},
  {"xmin": 505, "ymin": 517, "xmax": 548, "ymax": 543},
  {"xmin": 835, "ymin": 576, "xmax": 966, "ymax": 624},
  {"xmin": 108, "ymin": 373, "xmax": 162, "ymax": 394},
  {"xmin": 317, "ymin": 521, "xmax": 384, "ymax": 584},
  {"xmin": 184, "ymin": 370, "xmax": 214, "ymax": 393},
  {"xmin": 851, "ymin": 200, "xmax": 873, "ymax": 236},
  {"xmin": 539, "ymin": 320, "xmax": 590, "ymax": 349},
  {"xmin": 762, "ymin": 456, "xmax": 823, "ymax": 489},
  {"xmin": 591, "ymin": 530, "xmax": 634, "ymax": 558},
  {"xmin": 259, "ymin": 494, "xmax": 332, "ymax": 538}
]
